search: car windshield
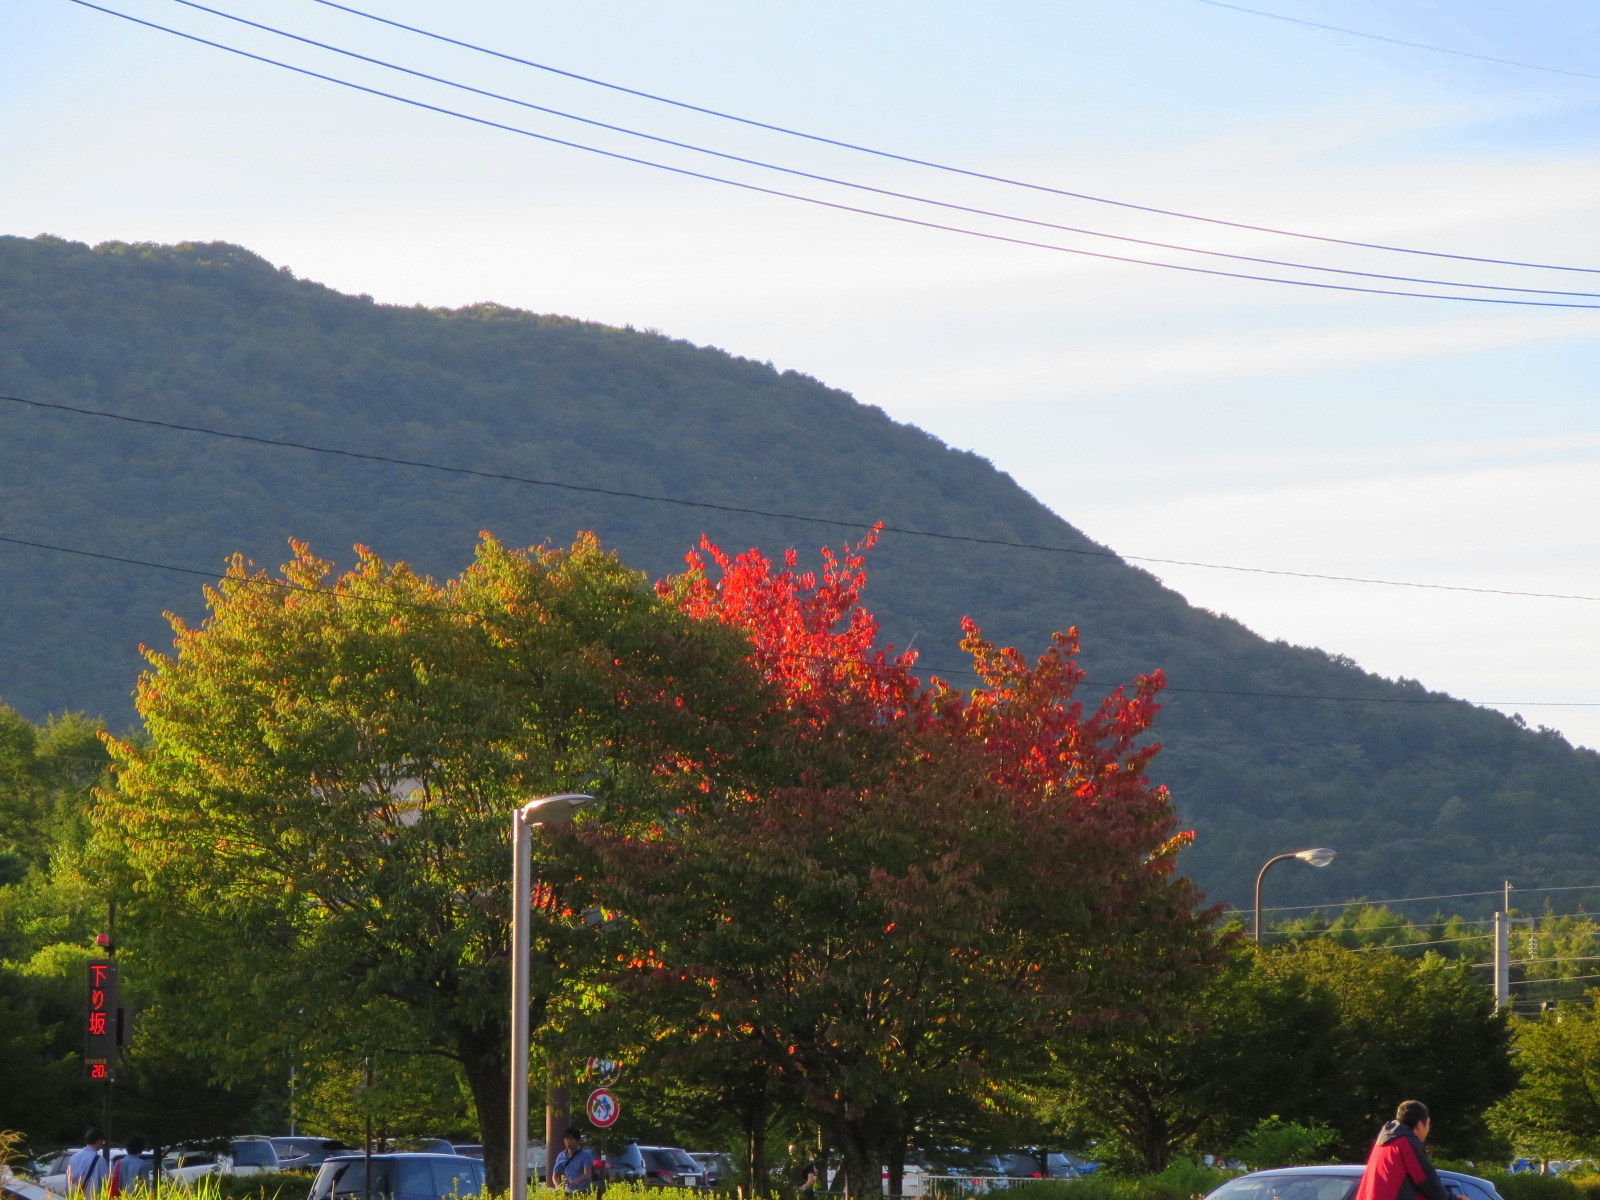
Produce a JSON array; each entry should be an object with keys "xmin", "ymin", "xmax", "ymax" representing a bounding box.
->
[
  {"xmin": 233, "ymin": 1143, "xmax": 277, "ymax": 1167},
  {"xmin": 668, "ymin": 1151, "xmax": 700, "ymax": 1171},
  {"xmin": 641, "ymin": 1151, "xmax": 679, "ymax": 1171},
  {"xmin": 1210, "ymin": 1175, "xmax": 1358, "ymax": 1200}
]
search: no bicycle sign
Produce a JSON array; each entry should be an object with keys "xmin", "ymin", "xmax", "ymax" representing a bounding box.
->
[{"xmin": 586, "ymin": 1087, "xmax": 620, "ymax": 1128}]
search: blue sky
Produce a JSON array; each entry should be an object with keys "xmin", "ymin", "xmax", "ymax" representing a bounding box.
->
[{"xmin": 6, "ymin": 0, "xmax": 1600, "ymax": 746}]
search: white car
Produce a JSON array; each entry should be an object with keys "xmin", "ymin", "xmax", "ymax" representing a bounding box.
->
[{"xmin": 163, "ymin": 1139, "xmax": 281, "ymax": 1184}]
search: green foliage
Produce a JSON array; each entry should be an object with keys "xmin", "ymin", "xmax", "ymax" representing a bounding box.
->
[
  {"xmin": 1255, "ymin": 941, "xmax": 1514, "ymax": 1160},
  {"xmin": 1230, "ymin": 1116, "xmax": 1338, "ymax": 1169},
  {"xmin": 95, "ymin": 533, "xmax": 769, "ymax": 1187},
  {"xmin": 1471, "ymin": 1174, "xmax": 1582, "ymax": 1200},
  {"xmin": 1047, "ymin": 945, "xmax": 1342, "ymax": 1171},
  {"xmin": 999, "ymin": 1162, "xmax": 1235, "ymax": 1200},
  {"xmin": 3, "ymin": 233, "xmax": 1600, "ymax": 912},
  {"xmin": 1489, "ymin": 1002, "xmax": 1600, "ymax": 1160}
]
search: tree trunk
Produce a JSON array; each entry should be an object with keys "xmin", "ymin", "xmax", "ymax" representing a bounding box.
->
[
  {"xmin": 831, "ymin": 1117, "xmax": 885, "ymax": 1200},
  {"xmin": 546, "ymin": 1080, "xmax": 571, "ymax": 1185},
  {"xmin": 460, "ymin": 1035, "xmax": 511, "ymax": 1192},
  {"xmin": 884, "ymin": 1134, "xmax": 908, "ymax": 1200},
  {"xmin": 741, "ymin": 1070, "xmax": 771, "ymax": 1199}
]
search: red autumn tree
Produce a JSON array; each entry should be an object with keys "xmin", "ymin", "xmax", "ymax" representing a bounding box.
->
[{"xmin": 590, "ymin": 532, "xmax": 1221, "ymax": 1196}]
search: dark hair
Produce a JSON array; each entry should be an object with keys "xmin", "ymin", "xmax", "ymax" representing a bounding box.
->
[
  {"xmin": 85, "ymin": 1128, "xmax": 106, "ymax": 1145},
  {"xmin": 1396, "ymin": 1100, "xmax": 1430, "ymax": 1128},
  {"xmin": 126, "ymin": 1137, "xmax": 146, "ymax": 1156},
  {"xmin": 564, "ymin": 1128, "xmax": 583, "ymax": 1141}
]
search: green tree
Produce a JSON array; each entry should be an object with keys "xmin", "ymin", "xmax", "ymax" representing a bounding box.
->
[
  {"xmin": 1045, "ymin": 944, "xmax": 1341, "ymax": 1171},
  {"xmin": 1259, "ymin": 940, "xmax": 1514, "ymax": 1158},
  {"xmin": 97, "ymin": 534, "xmax": 769, "ymax": 1187},
  {"xmin": 1489, "ymin": 1002, "xmax": 1600, "ymax": 1161}
]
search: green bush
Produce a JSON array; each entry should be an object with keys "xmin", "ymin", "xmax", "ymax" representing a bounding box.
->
[
  {"xmin": 1472, "ymin": 1173, "xmax": 1581, "ymax": 1200},
  {"xmin": 1231, "ymin": 1117, "xmax": 1339, "ymax": 1170},
  {"xmin": 1561, "ymin": 1175, "xmax": 1600, "ymax": 1200},
  {"xmin": 1002, "ymin": 1161, "xmax": 1234, "ymax": 1200}
]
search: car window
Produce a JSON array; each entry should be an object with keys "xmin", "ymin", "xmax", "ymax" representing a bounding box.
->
[
  {"xmin": 233, "ymin": 1142, "xmax": 277, "ymax": 1167},
  {"xmin": 642, "ymin": 1151, "xmax": 676, "ymax": 1170},
  {"xmin": 1209, "ymin": 1175, "xmax": 1357, "ymax": 1200},
  {"xmin": 669, "ymin": 1151, "xmax": 700, "ymax": 1171},
  {"xmin": 1451, "ymin": 1181, "xmax": 1495, "ymax": 1200},
  {"xmin": 390, "ymin": 1160, "xmax": 437, "ymax": 1195},
  {"xmin": 329, "ymin": 1161, "xmax": 391, "ymax": 1197},
  {"xmin": 433, "ymin": 1159, "xmax": 483, "ymax": 1198}
]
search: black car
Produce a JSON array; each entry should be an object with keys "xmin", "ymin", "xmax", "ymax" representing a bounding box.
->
[{"xmin": 1203, "ymin": 1165, "xmax": 1506, "ymax": 1200}]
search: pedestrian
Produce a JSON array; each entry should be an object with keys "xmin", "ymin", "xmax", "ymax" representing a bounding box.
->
[
  {"xmin": 796, "ymin": 1163, "xmax": 819, "ymax": 1200},
  {"xmin": 64, "ymin": 1129, "xmax": 111, "ymax": 1198},
  {"xmin": 1354, "ymin": 1101, "xmax": 1451, "ymax": 1200},
  {"xmin": 111, "ymin": 1138, "xmax": 153, "ymax": 1195},
  {"xmin": 551, "ymin": 1128, "xmax": 594, "ymax": 1193}
]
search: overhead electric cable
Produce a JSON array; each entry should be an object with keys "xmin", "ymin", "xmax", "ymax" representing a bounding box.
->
[
  {"xmin": 2, "ymin": 531, "xmax": 1593, "ymax": 712},
  {"xmin": 68, "ymin": 0, "xmax": 1600, "ymax": 309},
  {"xmin": 1511, "ymin": 973, "xmax": 1600, "ymax": 986},
  {"xmin": 305, "ymin": 0, "xmax": 1600, "ymax": 276},
  {"xmin": 143, "ymin": 0, "xmax": 1600, "ymax": 300},
  {"xmin": 1347, "ymin": 934, "xmax": 1496, "ymax": 951},
  {"xmin": 12, "ymin": 391, "xmax": 1600, "ymax": 610},
  {"xmin": 1190, "ymin": 0, "xmax": 1600, "ymax": 82}
]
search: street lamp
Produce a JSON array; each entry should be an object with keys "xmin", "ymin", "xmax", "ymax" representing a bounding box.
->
[
  {"xmin": 1254, "ymin": 847, "xmax": 1336, "ymax": 942},
  {"xmin": 510, "ymin": 794, "xmax": 595, "ymax": 1200}
]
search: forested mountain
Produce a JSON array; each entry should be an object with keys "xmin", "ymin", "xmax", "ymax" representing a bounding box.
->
[{"xmin": 2, "ymin": 233, "xmax": 1596, "ymax": 911}]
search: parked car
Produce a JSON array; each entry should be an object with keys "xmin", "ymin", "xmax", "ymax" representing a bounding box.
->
[
  {"xmin": 163, "ymin": 1138, "xmax": 280, "ymax": 1183},
  {"xmin": 619, "ymin": 1145, "xmax": 703, "ymax": 1188},
  {"xmin": 270, "ymin": 1138, "xmax": 352, "ymax": 1172},
  {"xmin": 1202, "ymin": 1165, "xmax": 1506, "ymax": 1200},
  {"xmin": 689, "ymin": 1154, "xmax": 736, "ymax": 1189},
  {"xmin": 886, "ymin": 1149, "xmax": 1002, "ymax": 1197},
  {"xmin": 993, "ymin": 1152, "xmax": 1098, "ymax": 1180},
  {"xmin": 308, "ymin": 1153, "xmax": 485, "ymax": 1200},
  {"xmin": 3, "ymin": 1177, "xmax": 53, "ymax": 1200}
]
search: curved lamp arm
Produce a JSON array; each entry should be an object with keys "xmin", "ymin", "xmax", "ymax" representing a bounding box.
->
[{"xmin": 1254, "ymin": 847, "xmax": 1336, "ymax": 942}]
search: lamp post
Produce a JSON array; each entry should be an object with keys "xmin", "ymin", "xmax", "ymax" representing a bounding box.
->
[
  {"xmin": 1253, "ymin": 847, "xmax": 1336, "ymax": 942},
  {"xmin": 510, "ymin": 794, "xmax": 594, "ymax": 1200}
]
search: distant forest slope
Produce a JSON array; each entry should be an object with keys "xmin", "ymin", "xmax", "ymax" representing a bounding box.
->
[{"xmin": 2, "ymin": 234, "xmax": 1596, "ymax": 911}]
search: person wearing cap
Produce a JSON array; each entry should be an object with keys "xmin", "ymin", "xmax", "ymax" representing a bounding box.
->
[{"xmin": 1353, "ymin": 1101, "xmax": 1451, "ymax": 1200}]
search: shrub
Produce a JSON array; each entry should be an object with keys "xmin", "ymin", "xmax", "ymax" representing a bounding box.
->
[{"xmin": 1231, "ymin": 1117, "xmax": 1339, "ymax": 1170}]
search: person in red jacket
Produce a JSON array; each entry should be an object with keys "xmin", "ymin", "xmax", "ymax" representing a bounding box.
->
[{"xmin": 1354, "ymin": 1101, "xmax": 1452, "ymax": 1200}]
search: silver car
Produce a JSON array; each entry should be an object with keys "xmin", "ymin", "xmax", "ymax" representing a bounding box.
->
[{"xmin": 1203, "ymin": 1164, "xmax": 1506, "ymax": 1200}]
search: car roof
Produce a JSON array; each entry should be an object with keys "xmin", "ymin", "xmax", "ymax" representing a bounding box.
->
[
  {"xmin": 324, "ymin": 1153, "xmax": 474, "ymax": 1161},
  {"xmin": 1228, "ymin": 1167, "xmax": 1497, "ymax": 1188}
]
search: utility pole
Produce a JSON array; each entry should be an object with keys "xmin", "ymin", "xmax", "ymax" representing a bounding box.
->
[{"xmin": 1494, "ymin": 911, "xmax": 1509, "ymax": 1012}]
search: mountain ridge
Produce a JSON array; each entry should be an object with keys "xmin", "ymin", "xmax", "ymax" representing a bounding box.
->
[{"xmin": 3, "ymin": 232, "xmax": 1596, "ymax": 911}]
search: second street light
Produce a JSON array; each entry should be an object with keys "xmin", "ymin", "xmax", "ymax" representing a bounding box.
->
[
  {"xmin": 510, "ymin": 793, "xmax": 595, "ymax": 1200},
  {"xmin": 1254, "ymin": 847, "xmax": 1336, "ymax": 942}
]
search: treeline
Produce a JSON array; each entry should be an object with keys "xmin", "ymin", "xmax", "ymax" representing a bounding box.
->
[
  {"xmin": 3, "ymin": 531, "xmax": 1599, "ymax": 1188},
  {"xmin": 3, "ymin": 234, "xmax": 1600, "ymax": 912}
]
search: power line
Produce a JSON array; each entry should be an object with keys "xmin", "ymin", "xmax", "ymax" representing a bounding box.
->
[
  {"xmin": 306, "ymin": 0, "xmax": 1600, "ymax": 277},
  {"xmin": 1190, "ymin": 0, "xmax": 1600, "ymax": 83},
  {"xmin": 1347, "ymin": 933, "xmax": 1496, "ymax": 951},
  {"xmin": 11, "ymin": 391, "xmax": 1600, "ymax": 611},
  {"xmin": 1511, "ymin": 973, "xmax": 1600, "ymax": 987},
  {"xmin": 144, "ymin": 0, "xmax": 1600, "ymax": 302},
  {"xmin": 69, "ymin": 0, "xmax": 1600, "ymax": 310}
]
